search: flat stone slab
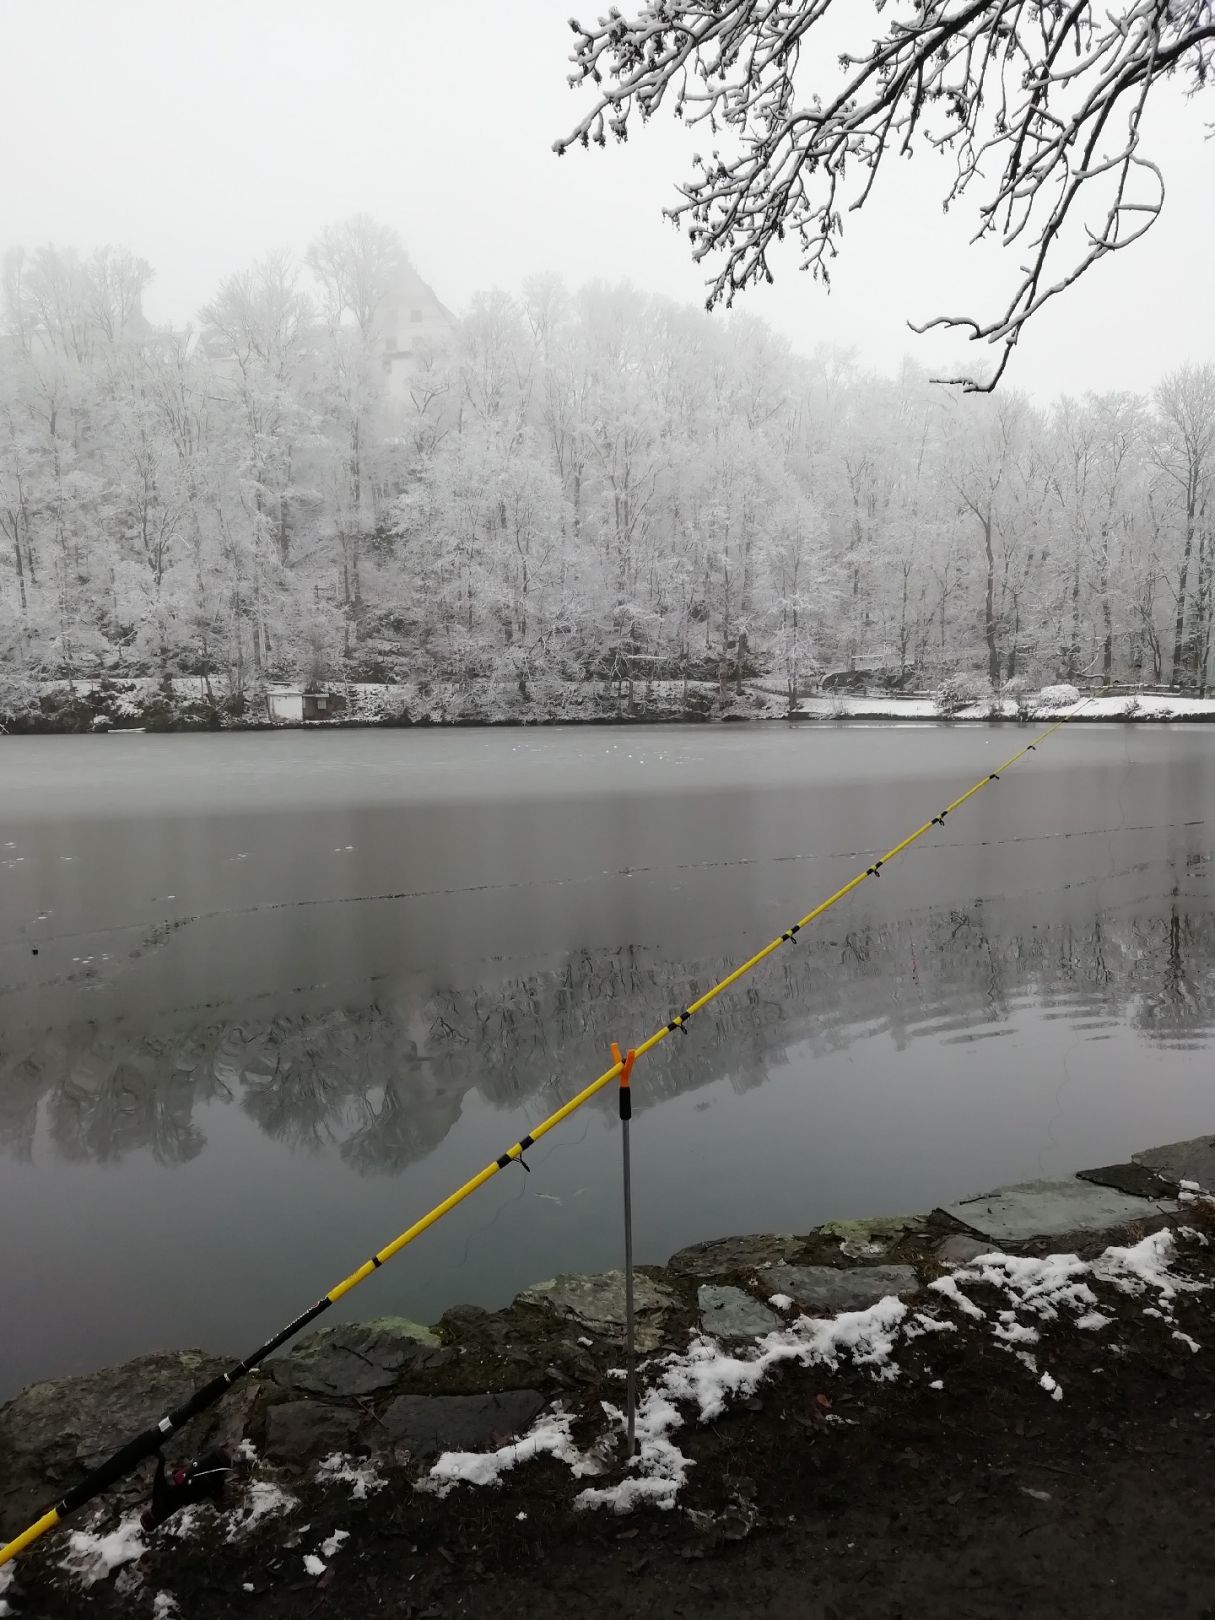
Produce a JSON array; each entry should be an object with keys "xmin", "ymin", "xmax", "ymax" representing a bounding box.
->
[
  {"xmin": 698, "ymin": 1286, "xmax": 780, "ymax": 1341},
  {"xmin": 944, "ymin": 1177, "xmax": 1166, "ymax": 1244},
  {"xmin": 760, "ymin": 1264, "xmax": 919, "ymax": 1314},
  {"xmin": 667, "ymin": 1233, "xmax": 803, "ymax": 1278},
  {"xmin": 936, "ymin": 1234, "xmax": 994, "ymax": 1266},
  {"xmin": 381, "ymin": 1390, "xmax": 546, "ymax": 1456},
  {"xmin": 1134, "ymin": 1137, "xmax": 1215, "ymax": 1191},
  {"xmin": 517, "ymin": 1270, "xmax": 679, "ymax": 1353},
  {"xmin": 1078, "ymin": 1162, "xmax": 1177, "ymax": 1199},
  {"xmin": 269, "ymin": 1318, "xmax": 447, "ymax": 1397}
]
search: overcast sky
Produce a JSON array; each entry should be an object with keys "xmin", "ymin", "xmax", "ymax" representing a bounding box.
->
[{"xmin": 1, "ymin": 0, "xmax": 1211, "ymax": 401}]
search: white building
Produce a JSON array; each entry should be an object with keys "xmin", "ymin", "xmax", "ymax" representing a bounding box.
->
[{"xmin": 375, "ymin": 262, "xmax": 455, "ymax": 404}]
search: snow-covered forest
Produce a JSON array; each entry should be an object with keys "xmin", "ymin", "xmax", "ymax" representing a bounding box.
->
[{"xmin": 2, "ymin": 217, "xmax": 1213, "ymax": 726}]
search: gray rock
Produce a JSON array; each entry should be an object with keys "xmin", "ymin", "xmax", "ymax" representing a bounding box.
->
[
  {"xmin": 435, "ymin": 1303, "xmax": 495, "ymax": 1340},
  {"xmin": 667, "ymin": 1233, "xmax": 803, "ymax": 1278},
  {"xmin": 380, "ymin": 1390, "xmax": 547, "ymax": 1456},
  {"xmin": 516, "ymin": 1270, "xmax": 679, "ymax": 1353},
  {"xmin": 1078, "ymin": 1162, "xmax": 1176, "ymax": 1199},
  {"xmin": 698, "ymin": 1286, "xmax": 780, "ymax": 1341},
  {"xmin": 263, "ymin": 1400, "xmax": 365, "ymax": 1466},
  {"xmin": 762, "ymin": 1264, "xmax": 919, "ymax": 1314},
  {"xmin": 936, "ymin": 1234, "xmax": 994, "ymax": 1266},
  {"xmin": 268, "ymin": 1317, "xmax": 448, "ymax": 1398},
  {"xmin": 430, "ymin": 1303, "xmax": 562, "ymax": 1386},
  {"xmin": 1134, "ymin": 1136, "xmax": 1215, "ymax": 1192},
  {"xmin": 0, "ymin": 1350, "xmax": 244, "ymax": 1539},
  {"xmin": 943, "ymin": 1177, "xmax": 1169, "ymax": 1244}
]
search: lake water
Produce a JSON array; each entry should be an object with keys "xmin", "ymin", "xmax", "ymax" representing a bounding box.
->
[{"xmin": 1, "ymin": 723, "xmax": 1212, "ymax": 1400}]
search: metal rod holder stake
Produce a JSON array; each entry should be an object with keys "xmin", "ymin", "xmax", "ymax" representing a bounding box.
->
[{"xmin": 612, "ymin": 1043, "xmax": 638, "ymax": 1457}]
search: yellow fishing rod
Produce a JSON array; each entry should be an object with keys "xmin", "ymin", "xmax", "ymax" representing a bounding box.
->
[{"xmin": 0, "ymin": 693, "xmax": 1100, "ymax": 1570}]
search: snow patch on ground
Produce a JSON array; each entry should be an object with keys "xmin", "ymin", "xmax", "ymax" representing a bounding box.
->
[
  {"xmin": 994, "ymin": 1319, "xmax": 1040, "ymax": 1345},
  {"xmin": 303, "ymin": 1554, "xmax": 326, "ymax": 1577},
  {"xmin": 315, "ymin": 1453, "xmax": 387, "ymax": 1501},
  {"xmin": 425, "ymin": 1298, "xmax": 909, "ymax": 1514},
  {"xmin": 426, "ymin": 1414, "xmax": 602, "ymax": 1496},
  {"xmin": 225, "ymin": 1481, "xmax": 297, "ymax": 1540},
  {"xmin": 905, "ymin": 1311, "xmax": 958, "ymax": 1339},
  {"xmin": 1076, "ymin": 1311, "xmax": 1113, "ymax": 1331},
  {"xmin": 929, "ymin": 1232, "xmax": 1206, "ymax": 1398},
  {"xmin": 951, "ymin": 1252, "xmax": 1099, "ymax": 1318},
  {"xmin": 795, "ymin": 691, "xmax": 1215, "ymax": 723},
  {"xmin": 59, "ymin": 1512, "xmax": 146, "ymax": 1586},
  {"xmin": 577, "ymin": 1298, "xmax": 909, "ymax": 1513},
  {"xmin": 152, "ymin": 1593, "xmax": 179, "ymax": 1619},
  {"xmin": 415, "ymin": 1230, "xmax": 1206, "ymax": 1519},
  {"xmin": 162, "ymin": 1504, "xmax": 212, "ymax": 1541},
  {"xmin": 769, "ymin": 1294, "xmax": 794, "ymax": 1311},
  {"xmin": 929, "ymin": 1275, "xmax": 986, "ymax": 1318},
  {"xmin": 0, "ymin": 1562, "xmax": 14, "ymax": 1618},
  {"xmin": 319, "ymin": 1529, "xmax": 350, "ymax": 1559},
  {"xmin": 1094, "ymin": 1230, "xmax": 1203, "ymax": 1311}
]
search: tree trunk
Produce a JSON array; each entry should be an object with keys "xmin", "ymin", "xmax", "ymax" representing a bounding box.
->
[
  {"xmin": 1067, "ymin": 556, "xmax": 1082, "ymax": 681},
  {"xmin": 1195, "ymin": 507, "xmax": 1212, "ymax": 695},
  {"xmin": 982, "ymin": 511, "xmax": 999, "ymax": 687},
  {"xmin": 10, "ymin": 533, "xmax": 27, "ymax": 612},
  {"xmin": 1170, "ymin": 478, "xmax": 1197, "ymax": 686}
]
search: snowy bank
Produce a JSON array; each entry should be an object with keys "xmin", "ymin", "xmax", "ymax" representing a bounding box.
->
[
  {"xmin": 8, "ymin": 675, "xmax": 1214, "ymax": 734},
  {"xmin": 795, "ymin": 691, "xmax": 1215, "ymax": 722},
  {"xmin": 1, "ymin": 676, "xmax": 788, "ymax": 734}
]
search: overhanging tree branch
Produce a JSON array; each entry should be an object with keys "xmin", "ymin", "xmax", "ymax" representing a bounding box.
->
[{"xmin": 555, "ymin": 1, "xmax": 1215, "ymax": 390}]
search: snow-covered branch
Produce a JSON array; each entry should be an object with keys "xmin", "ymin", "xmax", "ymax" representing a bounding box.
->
[{"xmin": 556, "ymin": 0, "xmax": 1215, "ymax": 390}]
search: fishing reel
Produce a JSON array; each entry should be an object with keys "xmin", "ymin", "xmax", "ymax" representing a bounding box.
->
[{"xmin": 140, "ymin": 1451, "xmax": 232, "ymax": 1531}]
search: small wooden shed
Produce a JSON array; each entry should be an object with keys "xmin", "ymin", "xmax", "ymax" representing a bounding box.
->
[
  {"xmin": 266, "ymin": 687, "xmax": 347, "ymax": 723},
  {"xmin": 267, "ymin": 687, "xmax": 304, "ymax": 723}
]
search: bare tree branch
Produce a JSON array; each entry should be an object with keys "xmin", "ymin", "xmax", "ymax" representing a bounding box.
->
[{"xmin": 556, "ymin": 1, "xmax": 1215, "ymax": 390}]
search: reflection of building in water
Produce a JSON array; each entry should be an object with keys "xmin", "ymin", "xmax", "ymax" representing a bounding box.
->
[{"xmin": 2, "ymin": 900, "xmax": 1214, "ymax": 1170}]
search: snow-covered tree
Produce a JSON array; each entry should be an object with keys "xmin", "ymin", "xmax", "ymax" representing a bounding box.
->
[{"xmin": 2, "ymin": 220, "xmax": 1213, "ymax": 710}]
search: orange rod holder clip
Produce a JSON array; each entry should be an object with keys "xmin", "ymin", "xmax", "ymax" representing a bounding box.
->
[{"xmin": 611, "ymin": 1041, "xmax": 636, "ymax": 1121}]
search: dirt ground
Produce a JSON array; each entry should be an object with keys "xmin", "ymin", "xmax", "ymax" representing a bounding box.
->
[{"xmin": 9, "ymin": 1231, "xmax": 1215, "ymax": 1620}]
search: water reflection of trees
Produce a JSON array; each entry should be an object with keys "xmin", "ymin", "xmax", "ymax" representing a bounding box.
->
[
  {"xmin": 2, "ymin": 900, "xmax": 1213, "ymax": 1170},
  {"xmin": 0, "ymin": 1038, "xmax": 214, "ymax": 1166}
]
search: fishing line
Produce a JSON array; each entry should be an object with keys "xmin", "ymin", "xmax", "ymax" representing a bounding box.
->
[{"xmin": 13, "ymin": 820, "xmax": 1207, "ymax": 961}]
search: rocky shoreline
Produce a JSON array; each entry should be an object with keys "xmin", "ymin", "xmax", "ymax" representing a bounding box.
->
[
  {"xmin": 3, "ymin": 1131, "xmax": 1215, "ymax": 1618},
  {"xmin": 6, "ymin": 676, "xmax": 1215, "ymax": 734}
]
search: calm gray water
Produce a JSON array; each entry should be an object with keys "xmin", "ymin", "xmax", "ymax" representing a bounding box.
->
[{"xmin": 1, "ymin": 723, "xmax": 1212, "ymax": 1399}]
